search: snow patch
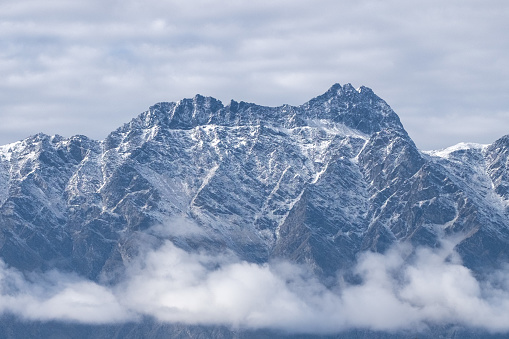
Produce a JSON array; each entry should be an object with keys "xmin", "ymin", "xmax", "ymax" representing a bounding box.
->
[
  {"xmin": 0, "ymin": 141, "xmax": 22, "ymax": 162},
  {"xmin": 304, "ymin": 119, "xmax": 369, "ymax": 139},
  {"xmin": 424, "ymin": 142, "xmax": 488, "ymax": 158}
]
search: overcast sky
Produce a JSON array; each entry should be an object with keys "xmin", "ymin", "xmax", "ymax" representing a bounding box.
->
[{"xmin": 1, "ymin": 0, "xmax": 508, "ymax": 150}]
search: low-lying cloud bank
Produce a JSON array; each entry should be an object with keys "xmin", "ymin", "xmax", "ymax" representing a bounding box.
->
[{"xmin": 1, "ymin": 239, "xmax": 509, "ymax": 334}]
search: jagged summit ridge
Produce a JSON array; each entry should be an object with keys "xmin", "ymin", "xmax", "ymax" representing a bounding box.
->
[{"xmin": 114, "ymin": 83, "xmax": 405, "ymax": 137}]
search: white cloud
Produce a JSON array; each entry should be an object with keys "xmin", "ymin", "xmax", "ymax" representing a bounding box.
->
[
  {"xmin": 0, "ymin": 262, "xmax": 133, "ymax": 324},
  {"xmin": 148, "ymin": 216, "xmax": 207, "ymax": 237},
  {"xmin": 1, "ymin": 235, "xmax": 509, "ymax": 335}
]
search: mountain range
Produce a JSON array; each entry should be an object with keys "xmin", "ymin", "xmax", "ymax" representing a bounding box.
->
[{"xmin": 0, "ymin": 83, "xmax": 508, "ymax": 338}]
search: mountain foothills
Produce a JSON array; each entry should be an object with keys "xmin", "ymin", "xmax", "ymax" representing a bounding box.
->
[{"xmin": 0, "ymin": 83, "xmax": 509, "ymax": 337}]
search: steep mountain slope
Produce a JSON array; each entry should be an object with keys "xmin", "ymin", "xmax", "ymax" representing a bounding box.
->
[{"xmin": 1, "ymin": 83, "xmax": 509, "ymax": 285}]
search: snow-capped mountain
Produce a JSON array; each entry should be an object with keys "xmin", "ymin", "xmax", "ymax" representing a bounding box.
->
[{"xmin": 1, "ymin": 83, "xmax": 509, "ymax": 337}]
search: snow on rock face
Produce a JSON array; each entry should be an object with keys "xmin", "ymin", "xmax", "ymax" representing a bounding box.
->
[
  {"xmin": 423, "ymin": 142, "xmax": 488, "ymax": 159},
  {"xmin": 0, "ymin": 83, "xmax": 508, "ymax": 281}
]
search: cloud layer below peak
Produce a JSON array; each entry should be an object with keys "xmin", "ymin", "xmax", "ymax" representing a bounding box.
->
[{"xmin": 1, "ymin": 238, "xmax": 509, "ymax": 335}]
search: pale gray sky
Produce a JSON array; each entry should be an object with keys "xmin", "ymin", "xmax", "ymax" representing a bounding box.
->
[{"xmin": 1, "ymin": 0, "xmax": 508, "ymax": 150}]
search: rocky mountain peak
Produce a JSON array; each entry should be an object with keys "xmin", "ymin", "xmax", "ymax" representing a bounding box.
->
[
  {"xmin": 302, "ymin": 83, "xmax": 406, "ymax": 135},
  {"xmin": 110, "ymin": 84, "xmax": 407, "ymax": 147}
]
